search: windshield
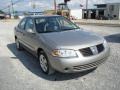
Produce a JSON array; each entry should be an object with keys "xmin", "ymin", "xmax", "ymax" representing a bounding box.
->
[{"xmin": 35, "ymin": 16, "xmax": 79, "ymax": 33}]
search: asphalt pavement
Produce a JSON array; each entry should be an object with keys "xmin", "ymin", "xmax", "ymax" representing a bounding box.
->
[{"xmin": 0, "ymin": 20, "xmax": 120, "ymax": 90}]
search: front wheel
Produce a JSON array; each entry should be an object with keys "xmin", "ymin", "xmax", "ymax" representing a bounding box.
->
[{"xmin": 38, "ymin": 51, "xmax": 55, "ymax": 75}]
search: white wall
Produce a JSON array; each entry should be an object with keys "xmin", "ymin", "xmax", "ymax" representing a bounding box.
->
[
  {"xmin": 119, "ymin": 4, "xmax": 120, "ymax": 19},
  {"xmin": 70, "ymin": 9, "xmax": 82, "ymax": 19},
  {"xmin": 106, "ymin": 3, "xmax": 120, "ymax": 20}
]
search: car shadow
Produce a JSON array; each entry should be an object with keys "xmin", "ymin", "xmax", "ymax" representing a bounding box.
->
[
  {"xmin": 7, "ymin": 43, "xmax": 96, "ymax": 81},
  {"xmin": 105, "ymin": 33, "xmax": 120, "ymax": 43}
]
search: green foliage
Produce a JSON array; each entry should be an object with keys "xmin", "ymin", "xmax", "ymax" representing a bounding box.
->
[{"xmin": 0, "ymin": 10, "xmax": 4, "ymax": 14}]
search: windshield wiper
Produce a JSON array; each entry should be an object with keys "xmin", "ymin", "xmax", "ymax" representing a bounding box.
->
[
  {"xmin": 62, "ymin": 28, "xmax": 79, "ymax": 31},
  {"xmin": 39, "ymin": 30, "xmax": 60, "ymax": 33}
]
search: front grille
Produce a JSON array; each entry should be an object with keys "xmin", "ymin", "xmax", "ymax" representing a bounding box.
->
[
  {"xmin": 73, "ymin": 59, "xmax": 105, "ymax": 71},
  {"xmin": 79, "ymin": 47, "xmax": 93, "ymax": 56},
  {"xmin": 97, "ymin": 44, "xmax": 104, "ymax": 53},
  {"xmin": 79, "ymin": 44, "xmax": 104, "ymax": 57}
]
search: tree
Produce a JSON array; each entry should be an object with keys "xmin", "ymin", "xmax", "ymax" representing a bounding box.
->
[{"xmin": 0, "ymin": 10, "xmax": 4, "ymax": 14}]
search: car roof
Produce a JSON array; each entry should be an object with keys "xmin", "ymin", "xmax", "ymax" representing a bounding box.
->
[{"xmin": 25, "ymin": 15, "xmax": 61, "ymax": 19}]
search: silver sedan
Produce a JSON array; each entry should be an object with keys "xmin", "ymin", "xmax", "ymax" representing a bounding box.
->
[{"xmin": 14, "ymin": 15, "xmax": 110, "ymax": 75}]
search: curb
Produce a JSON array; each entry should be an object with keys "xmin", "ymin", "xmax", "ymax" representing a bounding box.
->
[{"xmin": 75, "ymin": 22, "xmax": 120, "ymax": 27}]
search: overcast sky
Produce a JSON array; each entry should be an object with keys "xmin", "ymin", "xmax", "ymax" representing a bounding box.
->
[{"xmin": 0, "ymin": 0, "xmax": 120, "ymax": 12}]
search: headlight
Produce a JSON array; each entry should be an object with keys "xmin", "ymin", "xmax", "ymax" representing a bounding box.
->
[
  {"xmin": 51, "ymin": 49, "xmax": 77, "ymax": 58},
  {"xmin": 103, "ymin": 39, "xmax": 108, "ymax": 47}
]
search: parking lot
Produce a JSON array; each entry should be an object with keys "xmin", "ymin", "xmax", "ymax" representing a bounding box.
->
[{"xmin": 0, "ymin": 20, "xmax": 120, "ymax": 90}]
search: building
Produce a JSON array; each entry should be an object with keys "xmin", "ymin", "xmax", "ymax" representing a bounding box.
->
[
  {"xmin": 70, "ymin": 9, "xmax": 82, "ymax": 19},
  {"xmin": 82, "ymin": 3, "xmax": 120, "ymax": 20},
  {"xmin": 105, "ymin": 3, "xmax": 120, "ymax": 20},
  {"xmin": 28, "ymin": 12, "xmax": 43, "ymax": 16},
  {"xmin": 13, "ymin": 11, "xmax": 44, "ymax": 19}
]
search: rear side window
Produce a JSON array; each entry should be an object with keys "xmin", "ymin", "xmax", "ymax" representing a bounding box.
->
[{"xmin": 18, "ymin": 18, "xmax": 26, "ymax": 30}]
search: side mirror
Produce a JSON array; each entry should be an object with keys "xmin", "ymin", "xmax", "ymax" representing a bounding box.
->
[{"xmin": 27, "ymin": 29, "xmax": 35, "ymax": 34}]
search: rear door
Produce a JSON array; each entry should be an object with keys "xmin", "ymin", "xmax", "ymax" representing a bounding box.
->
[{"xmin": 16, "ymin": 18, "xmax": 27, "ymax": 44}]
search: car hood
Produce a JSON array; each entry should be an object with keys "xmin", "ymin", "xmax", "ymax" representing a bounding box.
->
[{"xmin": 40, "ymin": 29, "xmax": 104, "ymax": 50}]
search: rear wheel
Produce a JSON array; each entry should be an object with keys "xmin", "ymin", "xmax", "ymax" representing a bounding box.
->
[{"xmin": 38, "ymin": 51, "xmax": 55, "ymax": 75}]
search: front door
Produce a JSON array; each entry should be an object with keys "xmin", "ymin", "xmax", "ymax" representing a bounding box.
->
[{"xmin": 23, "ymin": 18, "xmax": 37, "ymax": 52}]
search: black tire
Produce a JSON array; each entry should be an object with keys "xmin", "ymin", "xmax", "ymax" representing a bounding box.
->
[
  {"xmin": 15, "ymin": 38, "xmax": 23, "ymax": 51},
  {"xmin": 38, "ymin": 51, "xmax": 55, "ymax": 75}
]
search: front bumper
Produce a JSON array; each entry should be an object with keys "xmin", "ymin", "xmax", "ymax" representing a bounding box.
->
[{"xmin": 49, "ymin": 46, "xmax": 110, "ymax": 73}]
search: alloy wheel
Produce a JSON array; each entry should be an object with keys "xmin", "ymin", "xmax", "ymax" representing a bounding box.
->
[{"xmin": 39, "ymin": 54, "xmax": 48, "ymax": 73}]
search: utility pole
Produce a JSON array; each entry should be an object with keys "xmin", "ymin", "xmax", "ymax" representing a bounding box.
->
[
  {"xmin": 86, "ymin": 0, "xmax": 88, "ymax": 19},
  {"xmin": 54, "ymin": 0, "xmax": 57, "ymax": 14},
  {"xmin": 30, "ymin": 0, "xmax": 36, "ymax": 9},
  {"xmin": 11, "ymin": 0, "xmax": 14, "ymax": 16},
  {"xmin": 8, "ymin": 5, "xmax": 11, "ymax": 16}
]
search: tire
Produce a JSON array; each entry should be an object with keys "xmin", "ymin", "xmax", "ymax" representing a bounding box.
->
[
  {"xmin": 15, "ymin": 38, "xmax": 23, "ymax": 50},
  {"xmin": 38, "ymin": 51, "xmax": 55, "ymax": 75}
]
